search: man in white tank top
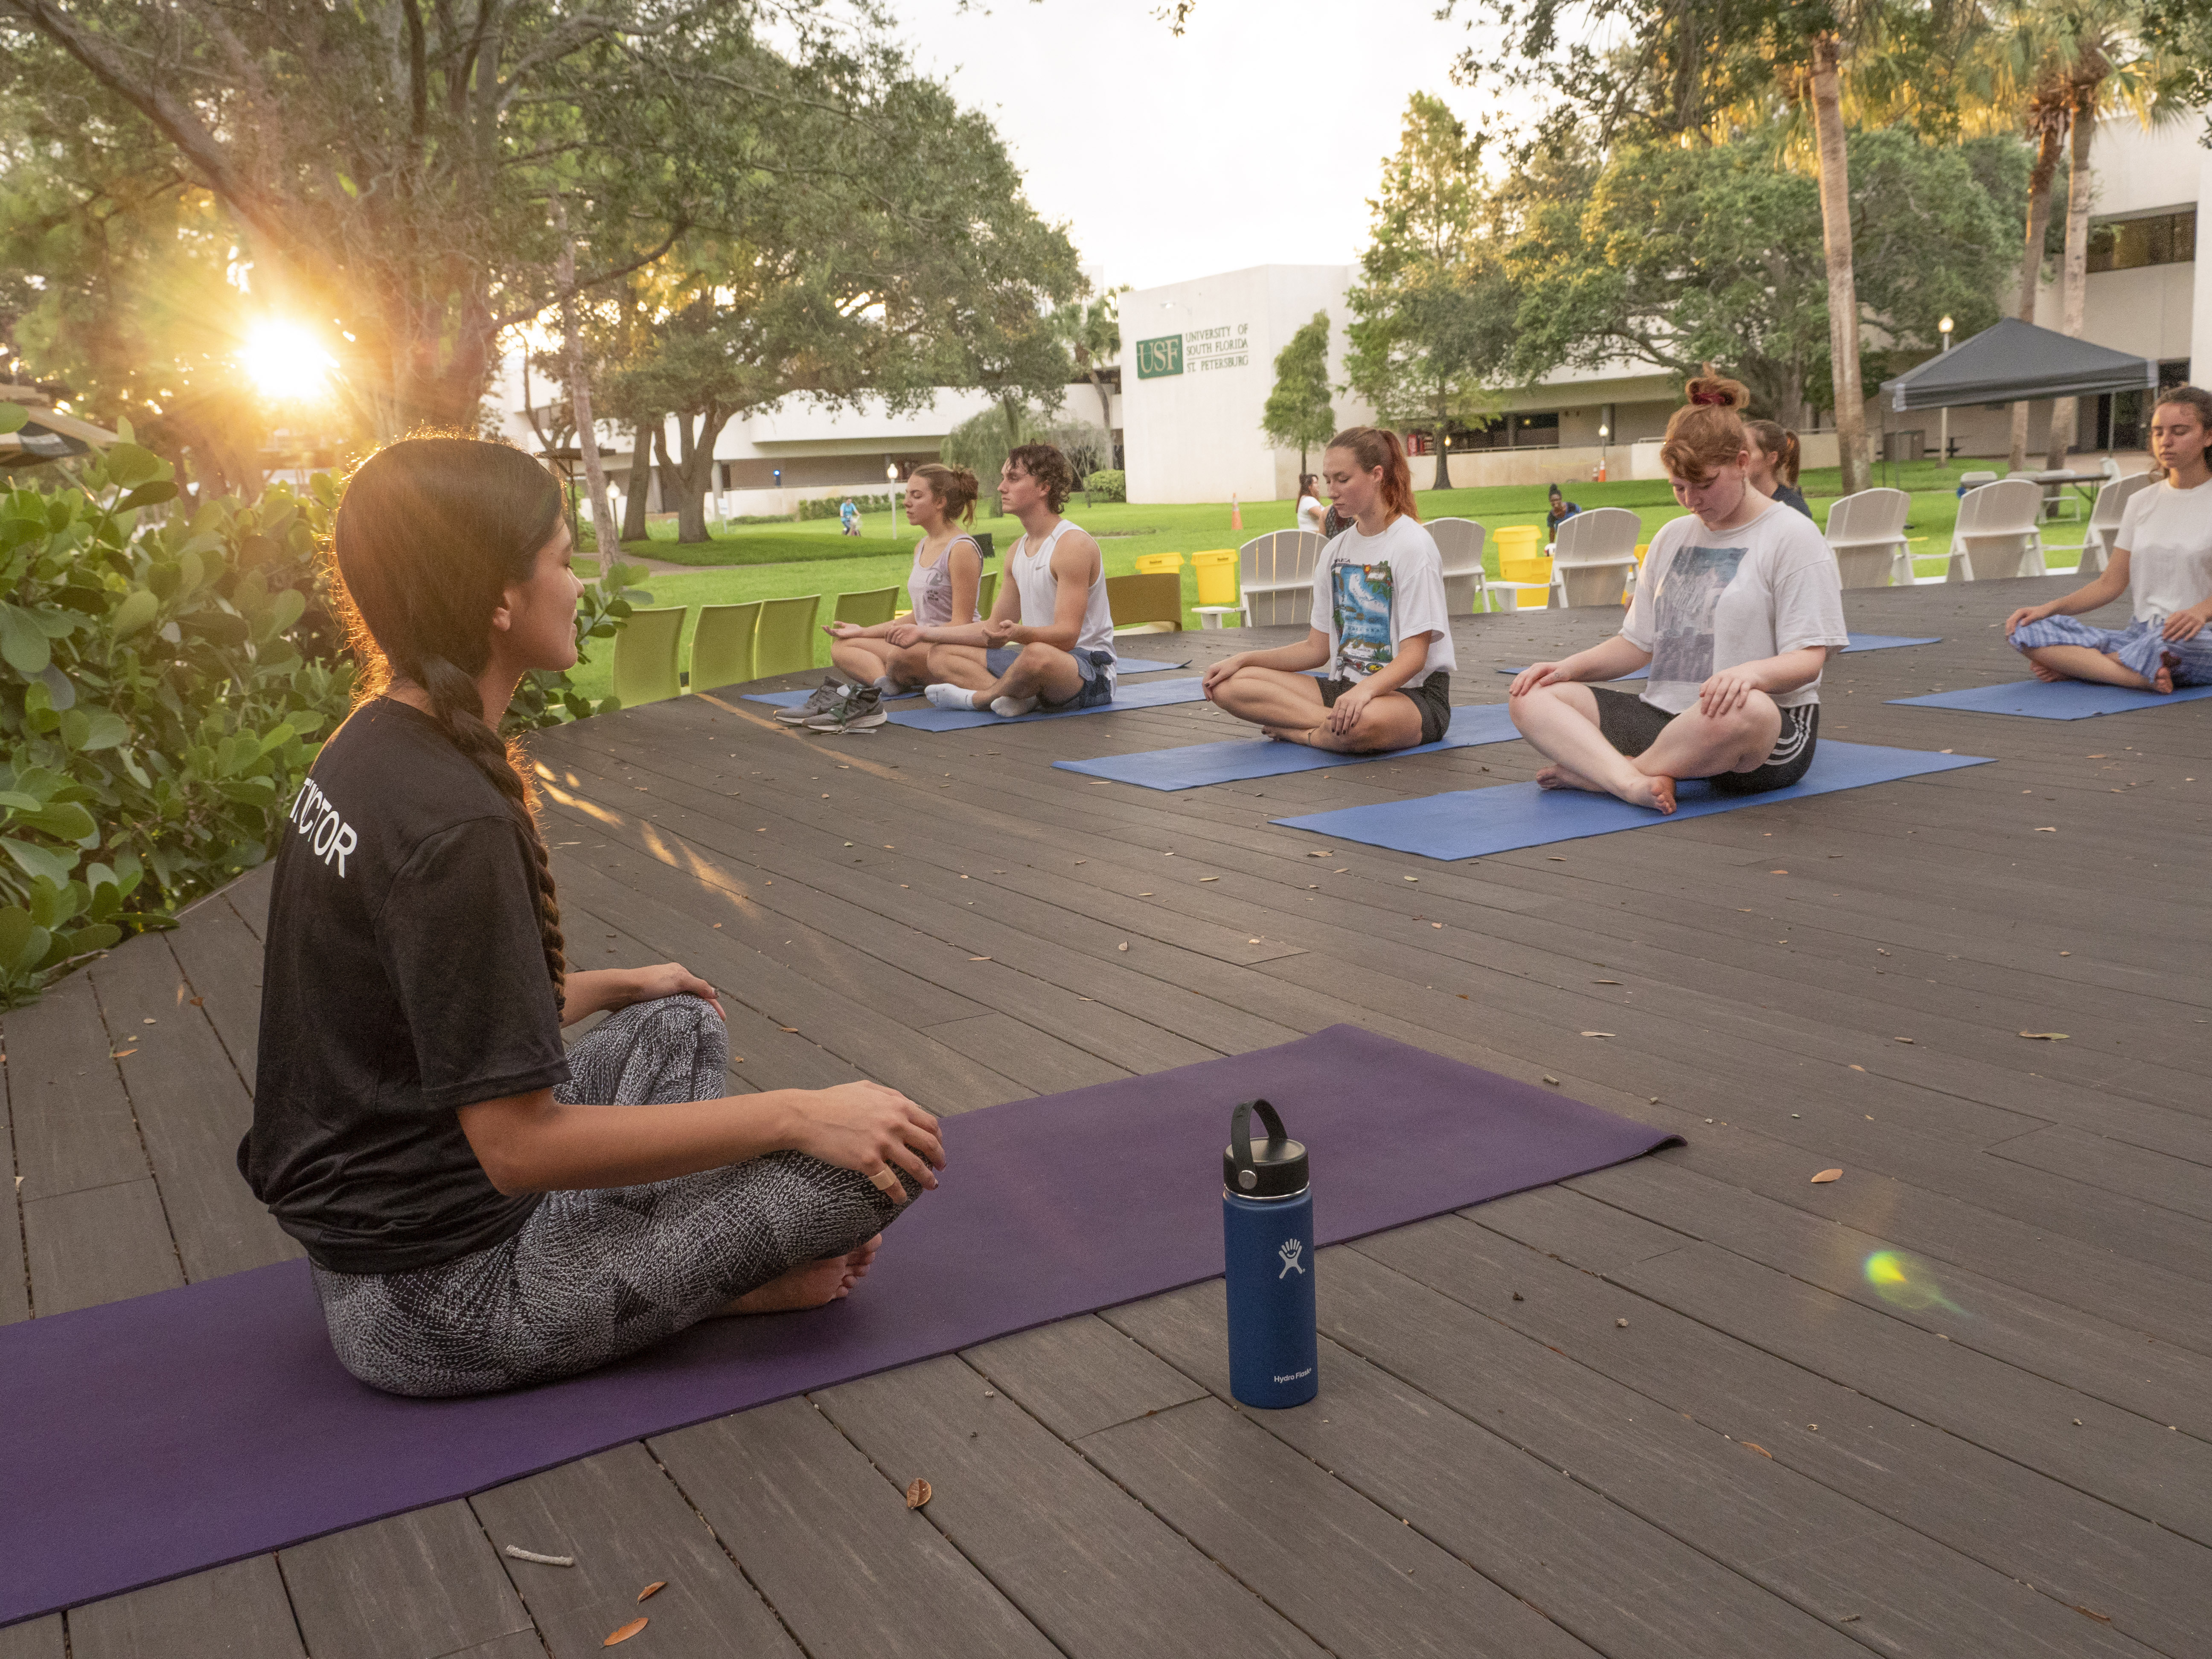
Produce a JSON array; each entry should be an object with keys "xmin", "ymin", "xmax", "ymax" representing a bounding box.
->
[{"xmin": 924, "ymin": 445, "xmax": 1118, "ymax": 717}]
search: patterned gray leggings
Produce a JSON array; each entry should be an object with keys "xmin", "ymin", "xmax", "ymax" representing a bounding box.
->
[{"xmin": 312, "ymin": 995, "xmax": 914, "ymax": 1398}]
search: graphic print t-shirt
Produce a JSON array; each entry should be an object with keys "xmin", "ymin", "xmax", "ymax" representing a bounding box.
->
[
  {"xmin": 240, "ymin": 699, "xmax": 569, "ymax": 1275},
  {"xmin": 1308, "ymin": 514, "xmax": 1456, "ymax": 685},
  {"xmin": 1623, "ymin": 501, "xmax": 1847, "ymax": 715}
]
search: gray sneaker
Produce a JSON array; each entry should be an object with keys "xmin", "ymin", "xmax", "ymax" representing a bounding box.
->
[
  {"xmin": 775, "ymin": 677, "xmax": 850, "ymax": 725},
  {"xmin": 804, "ymin": 684, "xmax": 885, "ymax": 733}
]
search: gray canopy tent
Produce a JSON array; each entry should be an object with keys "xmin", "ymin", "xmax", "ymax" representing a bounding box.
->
[{"xmin": 1880, "ymin": 316, "xmax": 2157, "ymax": 411}]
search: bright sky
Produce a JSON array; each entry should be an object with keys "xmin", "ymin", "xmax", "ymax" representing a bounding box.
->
[{"xmin": 891, "ymin": 0, "xmax": 1520, "ymax": 293}]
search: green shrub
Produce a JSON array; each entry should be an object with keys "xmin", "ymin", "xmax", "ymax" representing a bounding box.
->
[
  {"xmin": 1085, "ymin": 469, "xmax": 1127, "ymax": 503},
  {"xmin": 796, "ymin": 493, "xmax": 891, "ymax": 521}
]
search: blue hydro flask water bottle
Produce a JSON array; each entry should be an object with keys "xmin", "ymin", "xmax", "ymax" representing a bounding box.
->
[{"xmin": 1223, "ymin": 1098, "xmax": 1317, "ymax": 1409}]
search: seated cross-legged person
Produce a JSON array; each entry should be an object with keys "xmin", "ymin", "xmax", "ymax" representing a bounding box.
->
[
  {"xmin": 1507, "ymin": 368, "xmax": 1847, "ymax": 814},
  {"xmin": 818, "ymin": 464, "xmax": 986, "ymax": 699},
  {"xmin": 1202, "ymin": 425, "xmax": 1454, "ymax": 751},
  {"xmin": 2007, "ymin": 386, "xmax": 2212, "ymax": 693},
  {"xmin": 923, "ymin": 442, "xmax": 1117, "ymax": 718},
  {"xmin": 241, "ymin": 437, "xmax": 945, "ymax": 1398}
]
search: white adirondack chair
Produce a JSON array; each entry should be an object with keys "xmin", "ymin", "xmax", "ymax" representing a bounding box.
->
[
  {"xmin": 1427, "ymin": 516, "xmax": 1547, "ymax": 612},
  {"xmin": 1548, "ymin": 508, "xmax": 1642, "ymax": 608},
  {"xmin": 1823, "ymin": 487, "xmax": 1912, "ymax": 588},
  {"xmin": 2075, "ymin": 472, "xmax": 2154, "ymax": 576},
  {"xmin": 1237, "ymin": 530, "xmax": 1325, "ymax": 627},
  {"xmin": 1946, "ymin": 479, "xmax": 2045, "ymax": 582}
]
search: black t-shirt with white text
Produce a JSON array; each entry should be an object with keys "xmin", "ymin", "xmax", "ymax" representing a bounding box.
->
[{"xmin": 239, "ymin": 698, "xmax": 570, "ymax": 1274}]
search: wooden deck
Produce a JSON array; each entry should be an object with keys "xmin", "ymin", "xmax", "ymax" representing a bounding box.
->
[{"xmin": 4, "ymin": 575, "xmax": 2208, "ymax": 1659}]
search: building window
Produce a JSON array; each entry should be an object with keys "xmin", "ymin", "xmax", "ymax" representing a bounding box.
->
[{"xmin": 2087, "ymin": 209, "xmax": 2195, "ymax": 274}]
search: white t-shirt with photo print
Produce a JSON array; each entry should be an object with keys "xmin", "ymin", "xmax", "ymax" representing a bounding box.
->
[
  {"xmin": 1622, "ymin": 500, "xmax": 1847, "ymax": 715},
  {"xmin": 1307, "ymin": 514, "xmax": 1457, "ymax": 686}
]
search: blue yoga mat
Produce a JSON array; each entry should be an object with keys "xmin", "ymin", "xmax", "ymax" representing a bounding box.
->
[
  {"xmin": 0, "ymin": 1025, "xmax": 1676, "ymax": 1627},
  {"xmin": 889, "ymin": 675, "xmax": 1208, "ymax": 731},
  {"xmin": 1054, "ymin": 702, "xmax": 1523, "ymax": 791},
  {"xmin": 741, "ymin": 654, "xmax": 1191, "ymax": 710},
  {"xmin": 1887, "ymin": 678, "xmax": 2212, "ymax": 720},
  {"xmin": 1272, "ymin": 741, "xmax": 1994, "ymax": 861},
  {"xmin": 1496, "ymin": 634, "xmax": 1943, "ymax": 679}
]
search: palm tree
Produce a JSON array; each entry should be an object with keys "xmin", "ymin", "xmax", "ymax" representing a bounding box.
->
[{"xmin": 1054, "ymin": 290, "xmax": 1128, "ymax": 464}]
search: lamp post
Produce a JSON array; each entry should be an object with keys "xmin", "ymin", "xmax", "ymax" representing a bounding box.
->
[
  {"xmin": 886, "ymin": 460, "xmax": 900, "ymax": 539},
  {"xmin": 1598, "ymin": 420, "xmax": 1610, "ymax": 483},
  {"xmin": 1937, "ymin": 315, "xmax": 1954, "ymax": 469}
]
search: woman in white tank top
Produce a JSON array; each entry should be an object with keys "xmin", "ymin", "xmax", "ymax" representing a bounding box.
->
[{"xmin": 827, "ymin": 466, "xmax": 985, "ymax": 691}]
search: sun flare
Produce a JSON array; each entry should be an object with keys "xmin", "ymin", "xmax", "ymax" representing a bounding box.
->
[{"xmin": 239, "ymin": 321, "xmax": 336, "ymax": 403}]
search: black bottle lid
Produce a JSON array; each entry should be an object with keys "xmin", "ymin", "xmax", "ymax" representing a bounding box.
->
[{"xmin": 1224, "ymin": 1098, "xmax": 1309, "ymax": 1198}]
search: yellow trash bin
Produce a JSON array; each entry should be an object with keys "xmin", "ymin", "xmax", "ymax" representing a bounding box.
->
[
  {"xmin": 1134, "ymin": 551, "xmax": 1186, "ymax": 576},
  {"xmin": 1192, "ymin": 549, "xmax": 1239, "ymax": 607},
  {"xmin": 1491, "ymin": 524, "xmax": 1548, "ymax": 609}
]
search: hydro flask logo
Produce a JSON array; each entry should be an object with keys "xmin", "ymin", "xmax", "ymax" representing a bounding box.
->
[{"xmin": 1278, "ymin": 1238, "xmax": 1306, "ymax": 1278}]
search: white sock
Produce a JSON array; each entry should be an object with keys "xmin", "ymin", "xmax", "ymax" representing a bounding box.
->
[
  {"xmin": 925, "ymin": 682, "xmax": 982, "ymax": 710},
  {"xmin": 990, "ymin": 694, "xmax": 1039, "ymax": 718}
]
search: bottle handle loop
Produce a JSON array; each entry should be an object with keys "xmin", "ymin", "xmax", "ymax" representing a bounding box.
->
[{"xmin": 1228, "ymin": 1098, "xmax": 1289, "ymax": 1192}]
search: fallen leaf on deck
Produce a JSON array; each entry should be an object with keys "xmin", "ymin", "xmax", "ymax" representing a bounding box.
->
[
  {"xmin": 2033, "ymin": 826, "xmax": 2056, "ymax": 832},
  {"xmin": 1199, "ymin": 875, "xmax": 1219, "ymax": 882},
  {"xmin": 1542, "ymin": 1075, "xmax": 1560, "ymax": 1086},
  {"xmin": 1810, "ymin": 1168, "xmax": 1843, "ymax": 1184},
  {"xmin": 2018, "ymin": 1031, "xmax": 2070, "ymax": 1040},
  {"xmin": 1581, "ymin": 1031, "xmax": 1615, "ymax": 1038},
  {"xmin": 1893, "ymin": 1036, "xmax": 1914, "ymax": 1044},
  {"xmin": 969, "ymin": 957, "xmax": 992, "ymax": 961},
  {"xmin": 1118, "ymin": 942, "xmax": 1129, "ymax": 951},
  {"xmin": 906, "ymin": 1477, "xmax": 931, "ymax": 1509},
  {"xmin": 1849, "ymin": 1064, "xmax": 1865, "ymax": 1071},
  {"xmin": 110, "ymin": 1049, "xmax": 136, "ymax": 1059},
  {"xmin": 780, "ymin": 1027, "xmax": 800, "ymax": 1033},
  {"xmin": 189, "ymin": 996, "xmax": 204, "ymax": 1007},
  {"xmin": 2076, "ymin": 1607, "xmax": 2112, "ymax": 1623},
  {"xmin": 637, "ymin": 1582, "xmax": 666, "ymax": 1602},
  {"xmin": 1742, "ymin": 1442, "xmax": 1773, "ymax": 1458},
  {"xmin": 1770, "ymin": 869, "xmax": 1787, "ymax": 875},
  {"xmin": 603, "ymin": 1618, "xmax": 648, "ymax": 1646},
  {"xmin": 1593, "ymin": 979, "xmax": 1621, "ymax": 984}
]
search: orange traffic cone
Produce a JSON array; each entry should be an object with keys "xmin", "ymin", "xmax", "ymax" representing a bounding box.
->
[{"xmin": 1231, "ymin": 493, "xmax": 1243, "ymax": 533}]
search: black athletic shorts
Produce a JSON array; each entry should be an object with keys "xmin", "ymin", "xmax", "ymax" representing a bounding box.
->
[
  {"xmin": 1321, "ymin": 670, "xmax": 1452, "ymax": 748},
  {"xmin": 1590, "ymin": 685, "xmax": 1818, "ymax": 795}
]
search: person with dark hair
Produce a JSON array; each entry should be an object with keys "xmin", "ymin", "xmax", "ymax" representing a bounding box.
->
[
  {"xmin": 1744, "ymin": 420, "xmax": 1810, "ymax": 518},
  {"xmin": 792, "ymin": 463, "xmax": 985, "ymax": 728},
  {"xmin": 921, "ymin": 443, "xmax": 1118, "ymax": 717},
  {"xmin": 1544, "ymin": 484, "xmax": 1581, "ymax": 538},
  {"xmin": 1295, "ymin": 473, "xmax": 1327, "ymax": 536},
  {"xmin": 1201, "ymin": 426, "xmax": 1454, "ymax": 751},
  {"xmin": 239, "ymin": 436, "xmax": 943, "ymax": 1397},
  {"xmin": 1508, "ymin": 368, "xmax": 1846, "ymax": 814},
  {"xmin": 2007, "ymin": 387, "xmax": 2212, "ymax": 692}
]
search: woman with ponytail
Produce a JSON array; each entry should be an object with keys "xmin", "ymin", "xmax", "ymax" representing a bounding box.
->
[
  {"xmin": 1508, "ymin": 368, "xmax": 1846, "ymax": 813},
  {"xmin": 1203, "ymin": 426, "xmax": 1456, "ymax": 750},
  {"xmin": 1744, "ymin": 419, "xmax": 1810, "ymax": 519},
  {"xmin": 241, "ymin": 437, "xmax": 942, "ymax": 1397}
]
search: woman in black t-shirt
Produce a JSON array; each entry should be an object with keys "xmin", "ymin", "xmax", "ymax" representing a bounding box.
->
[{"xmin": 242, "ymin": 437, "xmax": 943, "ymax": 1397}]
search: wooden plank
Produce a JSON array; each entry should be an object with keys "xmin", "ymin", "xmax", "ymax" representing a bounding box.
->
[
  {"xmin": 278, "ymin": 1500, "xmax": 534, "ymax": 1659},
  {"xmin": 67, "ymin": 1556, "xmax": 305, "ymax": 1659},
  {"xmin": 1082, "ymin": 1396, "xmax": 1600, "ymax": 1659},
  {"xmin": 166, "ymin": 901, "xmax": 267, "ymax": 1084},
  {"xmin": 21, "ymin": 1179, "xmax": 180, "ymax": 1316},
  {"xmin": 815, "ymin": 1353, "xmax": 1330, "ymax": 1659},
  {"xmin": 650, "ymin": 1395, "xmax": 1060, "ymax": 1659},
  {"xmin": 1991, "ymin": 1123, "xmax": 2212, "ymax": 1222},
  {"xmin": 91, "ymin": 934, "xmax": 297, "ymax": 1283},
  {"xmin": 469, "ymin": 1442, "xmax": 800, "ymax": 1659},
  {"xmin": 0, "ymin": 1617, "xmax": 63, "ymax": 1659},
  {"xmin": 964, "ymin": 1313, "xmax": 1206, "ymax": 1440},
  {"xmin": 914, "ymin": 1013, "xmax": 1129, "ymax": 1095},
  {"xmin": 4, "ymin": 973, "xmax": 150, "ymax": 1202}
]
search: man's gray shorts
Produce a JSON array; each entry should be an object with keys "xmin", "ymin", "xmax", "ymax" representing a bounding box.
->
[{"xmin": 983, "ymin": 646, "xmax": 1117, "ymax": 710}]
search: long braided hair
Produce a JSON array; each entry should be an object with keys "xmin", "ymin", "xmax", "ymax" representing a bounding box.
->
[{"xmin": 330, "ymin": 437, "xmax": 569, "ymax": 1009}]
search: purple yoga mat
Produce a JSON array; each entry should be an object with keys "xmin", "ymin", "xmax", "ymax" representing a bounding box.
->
[{"xmin": 0, "ymin": 1024, "xmax": 1677, "ymax": 1626}]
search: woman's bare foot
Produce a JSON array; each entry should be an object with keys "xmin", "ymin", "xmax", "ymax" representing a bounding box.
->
[
  {"xmin": 1617, "ymin": 771, "xmax": 1676, "ymax": 814},
  {"xmin": 2154, "ymin": 659, "xmax": 2175, "ymax": 694},
  {"xmin": 720, "ymin": 1235, "xmax": 883, "ymax": 1316},
  {"xmin": 2028, "ymin": 658, "xmax": 2066, "ymax": 683},
  {"xmin": 1535, "ymin": 762, "xmax": 1602, "ymax": 792},
  {"xmin": 1261, "ymin": 723, "xmax": 1316, "ymax": 746}
]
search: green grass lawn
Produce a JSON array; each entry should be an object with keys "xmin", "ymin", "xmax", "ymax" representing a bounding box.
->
[{"xmin": 568, "ymin": 468, "xmax": 2094, "ymax": 707}]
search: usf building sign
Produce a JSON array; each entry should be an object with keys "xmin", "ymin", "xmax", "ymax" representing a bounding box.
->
[{"xmin": 1135, "ymin": 324, "xmax": 1249, "ymax": 379}]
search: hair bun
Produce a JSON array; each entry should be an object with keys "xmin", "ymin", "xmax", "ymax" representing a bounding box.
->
[{"xmin": 1685, "ymin": 363, "xmax": 1750, "ymax": 410}]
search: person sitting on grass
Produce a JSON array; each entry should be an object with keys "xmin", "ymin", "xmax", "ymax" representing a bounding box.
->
[
  {"xmin": 1201, "ymin": 426, "xmax": 1455, "ymax": 752},
  {"xmin": 2006, "ymin": 386, "xmax": 2212, "ymax": 693},
  {"xmin": 1545, "ymin": 484, "xmax": 1582, "ymax": 539},
  {"xmin": 783, "ymin": 464, "xmax": 987, "ymax": 729},
  {"xmin": 240, "ymin": 436, "xmax": 943, "ymax": 1399},
  {"xmin": 1745, "ymin": 419, "xmax": 1812, "ymax": 518},
  {"xmin": 1507, "ymin": 369, "xmax": 1847, "ymax": 814},
  {"xmin": 922, "ymin": 443, "xmax": 1118, "ymax": 718}
]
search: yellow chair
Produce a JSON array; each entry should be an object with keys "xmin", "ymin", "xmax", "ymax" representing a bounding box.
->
[
  {"xmin": 1490, "ymin": 524, "xmax": 1549, "ymax": 610},
  {"xmin": 978, "ymin": 570, "xmax": 1000, "ymax": 614},
  {"xmin": 1191, "ymin": 549, "xmax": 1239, "ymax": 607},
  {"xmin": 833, "ymin": 586, "xmax": 899, "ymax": 627},
  {"xmin": 689, "ymin": 601, "xmax": 761, "ymax": 693},
  {"xmin": 1133, "ymin": 551, "xmax": 1185, "ymax": 576},
  {"xmin": 610, "ymin": 607, "xmax": 684, "ymax": 707},
  {"xmin": 1104, "ymin": 572, "xmax": 1183, "ymax": 634},
  {"xmin": 753, "ymin": 594, "xmax": 822, "ymax": 679}
]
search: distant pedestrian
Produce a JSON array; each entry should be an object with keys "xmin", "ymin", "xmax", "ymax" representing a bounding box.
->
[
  {"xmin": 1745, "ymin": 420, "xmax": 1811, "ymax": 518},
  {"xmin": 1295, "ymin": 473, "xmax": 1327, "ymax": 536},
  {"xmin": 839, "ymin": 498, "xmax": 861, "ymax": 536},
  {"xmin": 1544, "ymin": 485, "xmax": 1581, "ymax": 540}
]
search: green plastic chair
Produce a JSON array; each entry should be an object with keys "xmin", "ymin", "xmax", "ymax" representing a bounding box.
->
[
  {"xmin": 689, "ymin": 601, "xmax": 762, "ymax": 693},
  {"xmin": 754, "ymin": 594, "xmax": 823, "ymax": 680},
  {"xmin": 832, "ymin": 586, "xmax": 899, "ymax": 627},
  {"xmin": 977, "ymin": 570, "xmax": 1000, "ymax": 616},
  {"xmin": 610, "ymin": 606, "xmax": 684, "ymax": 707}
]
